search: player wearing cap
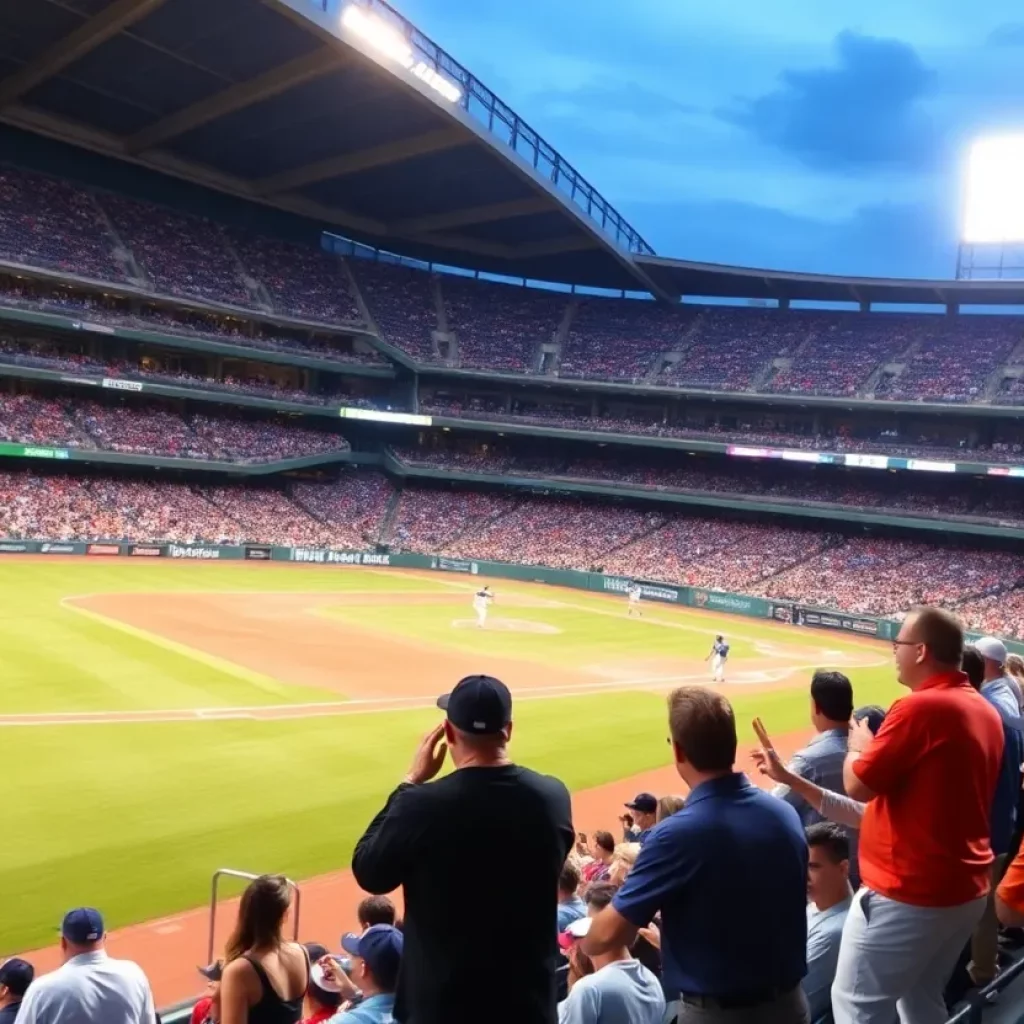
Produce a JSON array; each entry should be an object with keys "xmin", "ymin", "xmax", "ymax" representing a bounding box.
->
[
  {"xmin": 705, "ymin": 636, "xmax": 729, "ymax": 683},
  {"xmin": 627, "ymin": 585, "xmax": 643, "ymax": 618},
  {"xmin": 352, "ymin": 674, "xmax": 574, "ymax": 1024},
  {"xmin": 16, "ymin": 908, "xmax": 155, "ymax": 1024},
  {"xmin": 0, "ymin": 958, "xmax": 34, "ymax": 1024}
]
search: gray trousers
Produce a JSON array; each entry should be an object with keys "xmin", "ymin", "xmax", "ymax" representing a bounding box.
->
[
  {"xmin": 831, "ymin": 887, "xmax": 987, "ymax": 1024},
  {"xmin": 675, "ymin": 986, "xmax": 809, "ymax": 1024}
]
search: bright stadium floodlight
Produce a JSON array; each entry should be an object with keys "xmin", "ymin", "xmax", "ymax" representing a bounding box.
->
[
  {"xmin": 962, "ymin": 135, "xmax": 1024, "ymax": 243},
  {"xmin": 341, "ymin": 4, "xmax": 462, "ymax": 105}
]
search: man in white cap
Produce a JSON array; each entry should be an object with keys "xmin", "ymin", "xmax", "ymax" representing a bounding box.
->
[{"xmin": 976, "ymin": 637, "xmax": 1023, "ymax": 715}]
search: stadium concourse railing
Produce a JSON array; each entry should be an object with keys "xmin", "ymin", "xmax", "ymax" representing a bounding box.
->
[{"xmin": 2, "ymin": 539, "xmax": 1022, "ymax": 654}]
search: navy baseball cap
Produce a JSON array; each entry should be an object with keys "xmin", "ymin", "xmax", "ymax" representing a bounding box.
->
[
  {"xmin": 436, "ymin": 675, "xmax": 512, "ymax": 735},
  {"xmin": 625, "ymin": 793, "xmax": 657, "ymax": 814},
  {"xmin": 61, "ymin": 908, "xmax": 104, "ymax": 944},
  {"xmin": 853, "ymin": 705, "xmax": 887, "ymax": 736},
  {"xmin": 0, "ymin": 958, "xmax": 34, "ymax": 997},
  {"xmin": 341, "ymin": 925, "xmax": 403, "ymax": 989}
]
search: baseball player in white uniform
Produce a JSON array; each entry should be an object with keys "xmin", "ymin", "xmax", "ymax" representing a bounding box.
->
[
  {"xmin": 473, "ymin": 585, "xmax": 494, "ymax": 628},
  {"xmin": 627, "ymin": 584, "xmax": 643, "ymax": 617},
  {"xmin": 705, "ymin": 635, "xmax": 730, "ymax": 683}
]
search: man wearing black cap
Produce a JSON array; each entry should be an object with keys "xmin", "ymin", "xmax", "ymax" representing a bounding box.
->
[
  {"xmin": 0, "ymin": 958, "xmax": 34, "ymax": 1023},
  {"xmin": 622, "ymin": 793, "xmax": 658, "ymax": 844},
  {"xmin": 352, "ymin": 674, "xmax": 574, "ymax": 1024}
]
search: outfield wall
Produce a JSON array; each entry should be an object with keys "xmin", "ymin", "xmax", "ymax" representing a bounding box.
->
[{"xmin": 3, "ymin": 538, "xmax": 1021, "ymax": 654}]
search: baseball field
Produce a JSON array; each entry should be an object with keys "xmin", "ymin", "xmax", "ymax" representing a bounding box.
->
[{"xmin": 0, "ymin": 557, "xmax": 901, "ymax": 1001}]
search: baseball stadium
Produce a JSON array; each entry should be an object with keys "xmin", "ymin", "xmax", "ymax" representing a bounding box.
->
[{"xmin": 2, "ymin": 1, "xmax": 1024, "ymax": 1022}]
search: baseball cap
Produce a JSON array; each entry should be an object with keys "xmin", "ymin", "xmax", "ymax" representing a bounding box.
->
[
  {"xmin": 61, "ymin": 908, "xmax": 104, "ymax": 944},
  {"xmin": 625, "ymin": 793, "xmax": 657, "ymax": 814},
  {"xmin": 975, "ymin": 637, "xmax": 1008, "ymax": 666},
  {"xmin": 853, "ymin": 705, "xmax": 887, "ymax": 736},
  {"xmin": 436, "ymin": 675, "xmax": 512, "ymax": 735},
  {"xmin": 0, "ymin": 958, "xmax": 34, "ymax": 997},
  {"xmin": 557, "ymin": 916, "xmax": 592, "ymax": 951},
  {"xmin": 341, "ymin": 925, "xmax": 403, "ymax": 990},
  {"xmin": 197, "ymin": 961, "xmax": 223, "ymax": 982}
]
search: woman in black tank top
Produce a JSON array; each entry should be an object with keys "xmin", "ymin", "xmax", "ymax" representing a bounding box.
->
[{"xmin": 219, "ymin": 875, "xmax": 308, "ymax": 1024}]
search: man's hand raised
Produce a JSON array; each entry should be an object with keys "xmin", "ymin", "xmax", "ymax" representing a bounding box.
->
[{"xmin": 404, "ymin": 723, "xmax": 448, "ymax": 785}]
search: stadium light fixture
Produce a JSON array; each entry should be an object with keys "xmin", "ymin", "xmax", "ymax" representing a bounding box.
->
[
  {"xmin": 962, "ymin": 135, "xmax": 1024, "ymax": 243},
  {"xmin": 341, "ymin": 4, "xmax": 462, "ymax": 105}
]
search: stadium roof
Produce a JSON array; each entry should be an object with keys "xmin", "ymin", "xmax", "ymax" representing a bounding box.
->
[
  {"xmin": 0, "ymin": 0, "xmax": 669, "ymax": 294},
  {"xmin": 636, "ymin": 256, "xmax": 1024, "ymax": 307},
  {"xmin": 3, "ymin": 0, "xmax": 1024, "ymax": 307}
]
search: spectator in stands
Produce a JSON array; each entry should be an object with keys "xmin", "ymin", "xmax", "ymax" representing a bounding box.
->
[
  {"xmin": 556, "ymin": 914, "xmax": 665, "ymax": 1024},
  {"xmin": 584, "ymin": 687, "xmax": 809, "ymax": 1024},
  {"xmin": 351, "ymin": 674, "xmax": 574, "ymax": 1024},
  {"xmin": 621, "ymin": 794, "xmax": 658, "ymax": 844},
  {"xmin": 583, "ymin": 832, "xmax": 616, "ymax": 885},
  {"xmin": 558, "ymin": 862, "xmax": 588, "ymax": 931},
  {"xmin": 192, "ymin": 962, "xmax": 222, "ymax": 1024},
  {"xmin": 832, "ymin": 607, "xmax": 1004, "ymax": 1024},
  {"xmin": 656, "ymin": 795, "xmax": 685, "ymax": 822},
  {"xmin": 607, "ymin": 844, "xmax": 640, "ymax": 888},
  {"xmin": 751, "ymin": 708, "xmax": 887, "ymax": 834},
  {"xmin": 771, "ymin": 671, "xmax": 858, "ymax": 884},
  {"xmin": 803, "ymin": 824, "xmax": 853, "ymax": 1024},
  {"xmin": 356, "ymin": 896, "xmax": 397, "ymax": 931},
  {"xmin": 298, "ymin": 960, "xmax": 342, "ymax": 1024},
  {"xmin": 1007, "ymin": 654, "xmax": 1024, "ymax": 709},
  {"xmin": 967, "ymin": 637, "xmax": 1024, "ymax": 986},
  {"xmin": 319, "ymin": 926, "xmax": 403, "ymax": 1024},
  {"xmin": 16, "ymin": 908, "xmax": 156, "ymax": 1024},
  {"xmin": 219, "ymin": 875, "xmax": 309, "ymax": 1024},
  {"xmin": 0, "ymin": 958, "xmax": 34, "ymax": 1024}
]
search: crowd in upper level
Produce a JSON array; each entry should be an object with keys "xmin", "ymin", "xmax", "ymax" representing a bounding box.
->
[{"xmin": 4, "ymin": 164, "xmax": 1024, "ymax": 405}]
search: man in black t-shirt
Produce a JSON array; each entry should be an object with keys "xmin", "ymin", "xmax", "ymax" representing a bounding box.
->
[{"xmin": 352, "ymin": 674, "xmax": 574, "ymax": 1024}]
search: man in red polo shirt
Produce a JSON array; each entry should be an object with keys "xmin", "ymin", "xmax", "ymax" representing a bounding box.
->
[{"xmin": 831, "ymin": 606, "xmax": 1003, "ymax": 1024}]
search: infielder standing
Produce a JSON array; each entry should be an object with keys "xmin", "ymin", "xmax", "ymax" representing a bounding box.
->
[
  {"xmin": 473, "ymin": 585, "xmax": 494, "ymax": 628},
  {"xmin": 627, "ymin": 584, "xmax": 643, "ymax": 618},
  {"xmin": 706, "ymin": 634, "xmax": 730, "ymax": 683}
]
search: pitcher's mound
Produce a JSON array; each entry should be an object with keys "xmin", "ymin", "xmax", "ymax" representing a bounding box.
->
[{"xmin": 452, "ymin": 618, "xmax": 562, "ymax": 634}]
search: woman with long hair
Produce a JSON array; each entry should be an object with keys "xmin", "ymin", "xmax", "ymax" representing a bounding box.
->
[{"xmin": 219, "ymin": 875, "xmax": 308, "ymax": 1024}]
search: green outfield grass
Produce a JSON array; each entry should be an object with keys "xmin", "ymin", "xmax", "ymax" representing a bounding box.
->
[{"xmin": 0, "ymin": 560, "xmax": 902, "ymax": 952}]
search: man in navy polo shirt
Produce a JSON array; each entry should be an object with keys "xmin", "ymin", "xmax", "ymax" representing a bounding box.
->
[{"xmin": 583, "ymin": 686, "xmax": 809, "ymax": 1024}]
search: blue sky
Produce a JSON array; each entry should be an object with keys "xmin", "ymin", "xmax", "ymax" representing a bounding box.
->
[{"xmin": 338, "ymin": 0, "xmax": 1024, "ymax": 279}]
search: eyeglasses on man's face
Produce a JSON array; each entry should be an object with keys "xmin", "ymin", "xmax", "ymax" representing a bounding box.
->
[{"xmin": 892, "ymin": 638, "xmax": 922, "ymax": 653}]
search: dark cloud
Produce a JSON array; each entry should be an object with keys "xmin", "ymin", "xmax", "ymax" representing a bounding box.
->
[
  {"xmin": 987, "ymin": 23, "xmax": 1024, "ymax": 47},
  {"xmin": 624, "ymin": 196, "xmax": 956, "ymax": 279},
  {"xmin": 722, "ymin": 31, "xmax": 938, "ymax": 173}
]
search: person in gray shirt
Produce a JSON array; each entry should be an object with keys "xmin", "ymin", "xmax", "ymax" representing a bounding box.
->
[{"xmin": 804, "ymin": 824, "xmax": 853, "ymax": 1024}]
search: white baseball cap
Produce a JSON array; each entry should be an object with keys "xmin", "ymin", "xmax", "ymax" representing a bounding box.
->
[{"xmin": 974, "ymin": 637, "xmax": 1007, "ymax": 665}]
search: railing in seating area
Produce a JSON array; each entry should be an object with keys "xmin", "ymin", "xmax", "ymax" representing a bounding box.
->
[
  {"xmin": 947, "ymin": 955, "xmax": 1024, "ymax": 1024},
  {"xmin": 207, "ymin": 868, "xmax": 302, "ymax": 964}
]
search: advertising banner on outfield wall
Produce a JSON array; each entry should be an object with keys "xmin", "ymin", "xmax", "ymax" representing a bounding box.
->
[
  {"xmin": 690, "ymin": 588, "xmax": 770, "ymax": 617},
  {"xmin": 602, "ymin": 576, "xmax": 681, "ymax": 603},
  {"xmin": 245, "ymin": 545, "xmax": 273, "ymax": 561},
  {"xmin": 40, "ymin": 542, "xmax": 83, "ymax": 554},
  {"xmin": 429, "ymin": 556, "xmax": 478, "ymax": 575},
  {"xmin": 770, "ymin": 602, "xmax": 795, "ymax": 624},
  {"xmin": 289, "ymin": 548, "xmax": 391, "ymax": 565},
  {"xmin": 0, "ymin": 541, "xmax": 34, "ymax": 553},
  {"xmin": 167, "ymin": 544, "xmax": 221, "ymax": 560},
  {"xmin": 794, "ymin": 607, "xmax": 880, "ymax": 637},
  {"xmin": 87, "ymin": 543, "xmax": 121, "ymax": 556},
  {"xmin": 129, "ymin": 545, "xmax": 164, "ymax": 557}
]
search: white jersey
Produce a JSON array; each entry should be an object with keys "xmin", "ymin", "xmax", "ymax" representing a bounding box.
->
[
  {"xmin": 628, "ymin": 586, "xmax": 642, "ymax": 603},
  {"xmin": 473, "ymin": 589, "xmax": 493, "ymax": 610}
]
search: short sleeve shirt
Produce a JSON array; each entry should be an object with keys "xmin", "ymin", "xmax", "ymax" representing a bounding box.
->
[
  {"xmin": 612, "ymin": 773, "xmax": 807, "ymax": 997},
  {"xmin": 853, "ymin": 671, "xmax": 1003, "ymax": 906}
]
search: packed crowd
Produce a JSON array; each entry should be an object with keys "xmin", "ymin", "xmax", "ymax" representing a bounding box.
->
[
  {"xmin": 1, "ymin": 472, "xmax": 1023, "ymax": 637},
  {"xmin": 0, "ymin": 282, "xmax": 383, "ymax": 366},
  {"xmin": 0, "ymin": 395, "xmax": 350, "ymax": 463},
  {"xmin": 419, "ymin": 397, "xmax": 1024, "ymax": 464},
  {"xmin": 394, "ymin": 445, "xmax": 1024, "ymax": 526},
  {"xmin": 443, "ymin": 276, "xmax": 567, "ymax": 373},
  {"xmin": 349, "ymin": 261, "xmax": 439, "ymax": 361}
]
